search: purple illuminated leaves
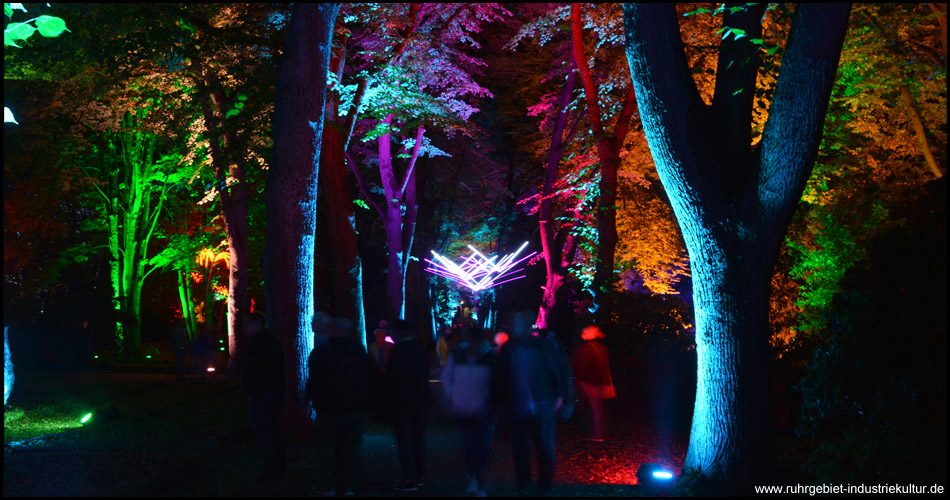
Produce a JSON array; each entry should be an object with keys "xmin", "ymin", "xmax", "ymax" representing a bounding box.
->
[{"xmin": 345, "ymin": 3, "xmax": 506, "ymax": 135}]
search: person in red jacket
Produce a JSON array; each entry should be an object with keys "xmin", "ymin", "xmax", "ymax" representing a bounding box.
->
[{"xmin": 572, "ymin": 325, "xmax": 615, "ymax": 442}]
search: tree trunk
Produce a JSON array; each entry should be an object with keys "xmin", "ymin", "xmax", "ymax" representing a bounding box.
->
[
  {"xmin": 900, "ymin": 86, "xmax": 943, "ymax": 179},
  {"xmin": 202, "ymin": 85, "xmax": 252, "ymax": 374},
  {"xmin": 570, "ymin": 4, "xmax": 638, "ymax": 316},
  {"xmin": 320, "ymin": 114, "xmax": 366, "ymax": 348},
  {"xmin": 535, "ymin": 70, "xmax": 579, "ymax": 328},
  {"xmin": 177, "ymin": 270, "xmax": 196, "ymax": 342},
  {"xmin": 264, "ymin": 2, "xmax": 339, "ymax": 440},
  {"xmin": 622, "ymin": 3, "xmax": 850, "ymax": 492}
]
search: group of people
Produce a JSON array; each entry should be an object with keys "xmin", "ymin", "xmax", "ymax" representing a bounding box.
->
[{"xmin": 239, "ymin": 310, "xmax": 615, "ymax": 497}]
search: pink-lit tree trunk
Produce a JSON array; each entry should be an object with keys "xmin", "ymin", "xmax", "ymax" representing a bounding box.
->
[
  {"xmin": 199, "ymin": 82, "xmax": 249, "ymax": 374},
  {"xmin": 570, "ymin": 3, "xmax": 640, "ymax": 316},
  {"xmin": 349, "ymin": 115, "xmax": 424, "ymax": 320},
  {"xmin": 536, "ymin": 70, "xmax": 582, "ymax": 329}
]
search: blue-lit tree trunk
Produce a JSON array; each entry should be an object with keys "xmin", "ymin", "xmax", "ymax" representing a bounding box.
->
[
  {"xmin": 264, "ymin": 2, "xmax": 340, "ymax": 440},
  {"xmin": 4, "ymin": 326, "xmax": 12, "ymax": 406},
  {"xmin": 622, "ymin": 3, "xmax": 850, "ymax": 492}
]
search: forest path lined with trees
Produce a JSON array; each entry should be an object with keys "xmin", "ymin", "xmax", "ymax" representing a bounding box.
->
[{"xmin": 4, "ymin": 372, "xmax": 687, "ymax": 497}]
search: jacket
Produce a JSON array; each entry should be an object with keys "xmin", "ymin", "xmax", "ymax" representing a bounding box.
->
[{"xmin": 441, "ymin": 344, "xmax": 497, "ymax": 416}]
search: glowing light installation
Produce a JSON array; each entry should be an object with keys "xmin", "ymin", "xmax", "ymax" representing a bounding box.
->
[{"xmin": 425, "ymin": 242, "xmax": 536, "ymax": 292}]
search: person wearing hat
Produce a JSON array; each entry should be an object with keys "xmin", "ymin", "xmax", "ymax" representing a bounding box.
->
[
  {"xmin": 306, "ymin": 316, "xmax": 377, "ymax": 496},
  {"xmin": 573, "ymin": 325, "xmax": 615, "ymax": 442}
]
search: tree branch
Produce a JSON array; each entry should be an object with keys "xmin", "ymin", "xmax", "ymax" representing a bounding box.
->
[
  {"xmin": 398, "ymin": 125, "xmax": 426, "ymax": 200},
  {"xmin": 345, "ymin": 150, "xmax": 385, "ymax": 219},
  {"xmin": 571, "ymin": 3, "xmax": 603, "ymax": 137},
  {"xmin": 611, "ymin": 86, "xmax": 639, "ymax": 143},
  {"xmin": 759, "ymin": 3, "xmax": 851, "ymax": 225}
]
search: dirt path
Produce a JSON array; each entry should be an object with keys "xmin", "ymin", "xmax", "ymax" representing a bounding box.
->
[{"xmin": 4, "ymin": 373, "xmax": 687, "ymax": 497}]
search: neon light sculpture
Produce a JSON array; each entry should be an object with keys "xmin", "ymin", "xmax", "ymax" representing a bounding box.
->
[{"xmin": 425, "ymin": 242, "xmax": 536, "ymax": 292}]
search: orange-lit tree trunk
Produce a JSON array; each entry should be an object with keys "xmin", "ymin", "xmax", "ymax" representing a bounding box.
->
[
  {"xmin": 264, "ymin": 3, "xmax": 339, "ymax": 440},
  {"xmin": 623, "ymin": 3, "xmax": 850, "ymax": 493},
  {"xmin": 570, "ymin": 3, "xmax": 639, "ymax": 316}
]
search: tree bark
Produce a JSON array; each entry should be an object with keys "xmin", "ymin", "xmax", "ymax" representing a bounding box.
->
[
  {"xmin": 536, "ymin": 70, "xmax": 579, "ymax": 329},
  {"xmin": 320, "ymin": 105, "xmax": 367, "ymax": 348},
  {"xmin": 900, "ymin": 86, "xmax": 943, "ymax": 179},
  {"xmin": 570, "ymin": 4, "xmax": 639, "ymax": 317},
  {"xmin": 264, "ymin": 3, "xmax": 340, "ymax": 440},
  {"xmin": 200, "ymin": 84, "xmax": 251, "ymax": 374},
  {"xmin": 623, "ymin": 3, "xmax": 850, "ymax": 492}
]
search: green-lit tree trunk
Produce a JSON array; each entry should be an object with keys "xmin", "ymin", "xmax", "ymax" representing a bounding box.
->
[
  {"xmin": 264, "ymin": 3, "xmax": 339, "ymax": 440},
  {"xmin": 622, "ymin": 3, "xmax": 850, "ymax": 493},
  {"xmin": 177, "ymin": 270, "xmax": 197, "ymax": 342},
  {"xmin": 87, "ymin": 111, "xmax": 177, "ymax": 359}
]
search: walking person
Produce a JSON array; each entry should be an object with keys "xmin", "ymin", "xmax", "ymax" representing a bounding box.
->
[
  {"xmin": 240, "ymin": 311, "xmax": 286, "ymax": 481},
  {"xmin": 494, "ymin": 311, "xmax": 565, "ymax": 496},
  {"xmin": 306, "ymin": 317, "xmax": 377, "ymax": 497},
  {"xmin": 369, "ymin": 320, "xmax": 393, "ymax": 374},
  {"xmin": 441, "ymin": 326, "xmax": 497, "ymax": 497},
  {"xmin": 573, "ymin": 325, "xmax": 616, "ymax": 442},
  {"xmin": 379, "ymin": 319, "xmax": 431, "ymax": 492}
]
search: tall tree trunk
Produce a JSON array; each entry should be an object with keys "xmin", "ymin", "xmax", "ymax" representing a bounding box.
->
[
  {"xmin": 264, "ymin": 2, "xmax": 339, "ymax": 440},
  {"xmin": 571, "ymin": 4, "xmax": 639, "ymax": 317},
  {"xmin": 201, "ymin": 84, "xmax": 251, "ymax": 374},
  {"xmin": 623, "ymin": 3, "xmax": 850, "ymax": 492},
  {"xmin": 321, "ymin": 115, "xmax": 366, "ymax": 347},
  {"xmin": 536, "ymin": 70, "xmax": 579, "ymax": 328},
  {"xmin": 374, "ymin": 117, "xmax": 423, "ymax": 320}
]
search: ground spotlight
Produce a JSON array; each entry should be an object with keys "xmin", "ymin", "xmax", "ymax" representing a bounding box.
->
[
  {"xmin": 636, "ymin": 463, "xmax": 675, "ymax": 494},
  {"xmin": 80, "ymin": 412, "xmax": 93, "ymax": 424}
]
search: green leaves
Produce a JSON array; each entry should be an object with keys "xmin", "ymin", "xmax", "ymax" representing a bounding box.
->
[
  {"xmin": 4, "ymin": 21, "xmax": 34, "ymax": 47},
  {"xmin": 3, "ymin": 4, "xmax": 69, "ymax": 48},
  {"xmin": 4, "ymin": 3, "xmax": 26, "ymax": 19},
  {"xmin": 35, "ymin": 15, "xmax": 69, "ymax": 37}
]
